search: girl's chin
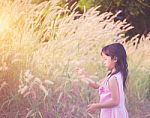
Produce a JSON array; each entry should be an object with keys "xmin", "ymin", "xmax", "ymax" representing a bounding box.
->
[{"xmin": 107, "ymin": 68, "xmax": 112, "ymax": 71}]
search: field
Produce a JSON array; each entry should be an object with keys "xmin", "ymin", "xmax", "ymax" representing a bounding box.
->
[{"xmin": 0, "ymin": 0, "xmax": 150, "ymax": 118}]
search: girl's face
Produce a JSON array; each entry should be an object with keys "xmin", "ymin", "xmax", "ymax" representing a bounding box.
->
[{"xmin": 101, "ymin": 52, "xmax": 117, "ymax": 71}]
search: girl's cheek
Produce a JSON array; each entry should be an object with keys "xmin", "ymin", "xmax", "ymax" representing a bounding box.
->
[
  {"xmin": 103, "ymin": 61, "xmax": 106, "ymax": 66},
  {"xmin": 104, "ymin": 62, "xmax": 108, "ymax": 67}
]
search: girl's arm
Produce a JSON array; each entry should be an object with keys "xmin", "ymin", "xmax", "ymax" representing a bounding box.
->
[
  {"xmin": 89, "ymin": 78, "xmax": 105, "ymax": 89},
  {"xmin": 80, "ymin": 76, "xmax": 100, "ymax": 89},
  {"xmin": 97, "ymin": 76, "xmax": 120, "ymax": 108},
  {"xmin": 76, "ymin": 68, "xmax": 103, "ymax": 89},
  {"xmin": 88, "ymin": 79, "xmax": 99, "ymax": 89},
  {"xmin": 87, "ymin": 76, "xmax": 120, "ymax": 112}
]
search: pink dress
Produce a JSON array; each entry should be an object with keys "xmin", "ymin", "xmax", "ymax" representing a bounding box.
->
[{"xmin": 99, "ymin": 72, "xmax": 129, "ymax": 118}]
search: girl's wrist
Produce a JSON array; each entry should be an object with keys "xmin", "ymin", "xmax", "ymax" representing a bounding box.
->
[{"xmin": 95, "ymin": 103, "xmax": 101, "ymax": 109}]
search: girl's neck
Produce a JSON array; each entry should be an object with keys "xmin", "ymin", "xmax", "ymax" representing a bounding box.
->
[
  {"xmin": 107, "ymin": 68, "xmax": 117, "ymax": 77},
  {"xmin": 111, "ymin": 68, "xmax": 116, "ymax": 73}
]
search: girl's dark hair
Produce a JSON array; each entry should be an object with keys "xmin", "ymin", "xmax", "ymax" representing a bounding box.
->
[{"xmin": 101, "ymin": 43, "xmax": 128, "ymax": 89}]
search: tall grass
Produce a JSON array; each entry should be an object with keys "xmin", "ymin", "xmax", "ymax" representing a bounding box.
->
[
  {"xmin": 126, "ymin": 34, "xmax": 150, "ymax": 99},
  {"xmin": 0, "ymin": 0, "xmax": 149, "ymax": 117}
]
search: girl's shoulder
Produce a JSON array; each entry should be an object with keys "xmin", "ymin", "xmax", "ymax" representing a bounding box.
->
[
  {"xmin": 105, "ymin": 72, "xmax": 123, "ymax": 89},
  {"xmin": 113, "ymin": 71, "xmax": 122, "ymax": 78},
  {"xmin": 102, "ymin": 72, "xmax": 123, "ymax": 87},
  {"xmin": 109, "ymin": 72, "xmax": 123, "ymax": 82}
]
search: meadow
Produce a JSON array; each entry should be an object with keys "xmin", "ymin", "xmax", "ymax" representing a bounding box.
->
[{"xmin": 0, "ymin": 0, "xmax": 150, "ymax": 118}]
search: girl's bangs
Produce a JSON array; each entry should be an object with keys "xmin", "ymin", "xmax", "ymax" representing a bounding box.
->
[{"xmin": 101, "ymin": 47, "xmax": 111, "ymax": 56}]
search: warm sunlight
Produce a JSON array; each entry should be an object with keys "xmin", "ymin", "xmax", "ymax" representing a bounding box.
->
[
  {"xmin": 0, "ymin": 14, "xmax": 9, "ymax": 33},
  {"xmin": 0, "ymin": 0, "xmax": 149, "ymax": 118}
]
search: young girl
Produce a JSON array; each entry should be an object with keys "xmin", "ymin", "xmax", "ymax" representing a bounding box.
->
[{"xmin": 76, "ymin": 43, "xmax": 129, "ymax": 118}]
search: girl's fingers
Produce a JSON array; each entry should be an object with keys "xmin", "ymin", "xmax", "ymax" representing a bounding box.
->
[
  {"xmin": 76, "ymin": 69, "xmax": 86, "ymax": 76},
  {"xmin": 87, "ymin": 108, "xmax": 96, "ymax": 114},
  {"xmin": 86, "ymin": 107, "xmax": 91, "ymax": 112},
  {"xmin": 87, "ymin": 104, "xmax": 91, "ymax": 108},
  {"xmin": 87, "ymin": 104, "xmax": 92, "ymax": 110},
  {"xmin": 87, "ymin": 107, "xmax": 94, "ymax": 114},
  {"xmin": 75, "ymin": 68, "xmax": 91, "ymax": 81},
  {"xmin": 77, "ymin": 68, "xmax": 84, "ymax": 74}
]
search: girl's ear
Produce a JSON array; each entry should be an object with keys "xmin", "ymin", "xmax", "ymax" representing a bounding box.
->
[{"xmin": 113, "ymin": 56, "xmax": 118, "ymax": 62}]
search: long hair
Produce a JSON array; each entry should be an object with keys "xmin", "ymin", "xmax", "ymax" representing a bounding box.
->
[{"xmin": 101, "ymin": 43, "xmax": 128, "ymax": 89}]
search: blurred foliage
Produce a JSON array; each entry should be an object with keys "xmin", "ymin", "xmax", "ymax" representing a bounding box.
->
[
  {"xmin": 78, "ymin": 0, "xmax": 150, "ymax": 34},
  {"xmin": 78, "ymin": 0, "xmax": 94, "ymax": 10},
  {"xmin": 30, "ymin": 0, "xmax": 150, "ymax": 16},
  {"xmin": 76, "ymin": 0, "xmax": 150, "ymax": 15},
  {"xmin": 56, "ymin": 0, "xmax": 149, "ymax": 35}
]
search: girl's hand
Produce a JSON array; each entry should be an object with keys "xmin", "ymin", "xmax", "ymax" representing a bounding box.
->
[
  {"xmin": 75, "ymin": 67, "xmax": 98, "ymax": 88},
  {"xmin": 75, "ymin": 67, "xmax": 88, "ymax": 78},
  {"xmin": 86, "ymin": 103, "xmax": 100, "ymax": 114},
  {"xmin": 75, "ymin": 68, "xmax": 91, "ymax": 84}
]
